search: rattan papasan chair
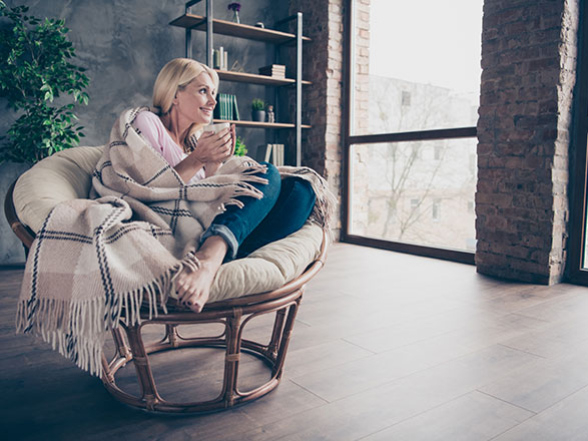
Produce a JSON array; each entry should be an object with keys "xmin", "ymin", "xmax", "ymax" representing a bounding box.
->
[{"xmin": 5, "ymin": 146, "xmax": 328, "ymax": 414}]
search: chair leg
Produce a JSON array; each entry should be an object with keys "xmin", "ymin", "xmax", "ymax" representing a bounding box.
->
[
  {"xmin": 125, "ymin": 324, "xmax": 162, "ymax": 411},
  {"xmin": 268, "ymin": 308, "xmax": 287, "ymax": 359},
  {"xmin": 111, "ymin": 326, "xmax": 132, "ymax": 360},
  {"xmin": 164, "ymin": 324, "xmax": 180, "ymax": 348},
  {"xmin": 272, "ymin": 298, "xmax": 301, "ymax": 377},
  {"xmin": 101, "ymin": 353, "xmax": 114, "ymax": 384},
  {"xmin": 222, "ymin": 308, "xmax": 243, "ymax": 406}
]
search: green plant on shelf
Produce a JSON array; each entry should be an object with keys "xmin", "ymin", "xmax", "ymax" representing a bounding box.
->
[{"xmin": 251, "ymin": 98, "xmax": 265, "ymax": 111}]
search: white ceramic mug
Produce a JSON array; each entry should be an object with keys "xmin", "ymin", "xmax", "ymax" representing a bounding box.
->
[{"xmin": 203, "ymin": 122, "xmax": 230, "ymax": 133}]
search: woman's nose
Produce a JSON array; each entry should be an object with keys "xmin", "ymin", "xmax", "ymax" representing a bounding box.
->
[{"xmin": 208, "ymin": 94, "xmax": 216, "ymax": 105}]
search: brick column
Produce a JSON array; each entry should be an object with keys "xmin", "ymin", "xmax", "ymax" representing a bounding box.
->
[
  {"xmin": 476, "ymin": 0, "xmax": 579, "ymax": 284},
  {"xmin": 289, "ymin": 0, "xmax": 345, "ymax": 236}
]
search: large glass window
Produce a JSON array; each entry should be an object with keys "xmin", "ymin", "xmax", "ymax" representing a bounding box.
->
[
  {"xmin": 344, "ymin": 0, "xmax": 483, "ymax": 262},
  {"xmin": 352, "ymin": 0, "xmax": 482, "ymax": 135},
  {"xmin": 349, "ymin": 139, "xmax": 477, "ymax": 252}
]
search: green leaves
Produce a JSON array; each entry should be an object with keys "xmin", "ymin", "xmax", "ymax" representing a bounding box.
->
[
  {"xmin": 234, "ymin": 136, "xmax": 247, "ymax": 156},
  {"xmin": 0, "ymin": 1, "xmax": 90, "ymax": 164}
]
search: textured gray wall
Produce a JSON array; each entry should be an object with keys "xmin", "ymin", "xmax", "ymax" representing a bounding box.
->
[{"xmin": 1, "ymin": 0, "xmax": 292, "ymax": 264}]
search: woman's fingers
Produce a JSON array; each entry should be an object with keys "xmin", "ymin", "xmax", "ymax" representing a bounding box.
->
[
  {"xmin": 229, "ymin": 125, "xmax": 236, "ymax": 156},
  {"xmin": 219, "ymin": 129, "xmax": 232, "ymax": 146},
  {"xmin": 190, "ymin": 128, "xmax": 234, "ymax": 164},
  {"xmin": 214, "ymin": 130, "xmax": 233, "ymax": 160}
]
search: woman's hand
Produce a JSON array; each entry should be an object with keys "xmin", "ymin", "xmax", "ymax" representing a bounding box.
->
[
  {"xmin": 190, "ymin": 127, "xmax": 233, "ymax": 164},
  {"xmin": 174, "ymin": 127, "xmax": 232, "ymax": 182},
  {"xmin": 203, "ymin": 125, "xmax": 236, "ymax": 177}
]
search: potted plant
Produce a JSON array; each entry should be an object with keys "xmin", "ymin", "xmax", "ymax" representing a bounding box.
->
[
  {"xmin": 234, "ymin": 136, "xmax": 247, "ymax": 156},
  {"xmin": 0, "ymin": 2, "xmax": 90, "ymax": 165},
  {"xmin": 0, "ymin": 2, "xmax": 90, "ymax": 265},
  {"xmin": 251, "ymin": 98, "xmax": 265, "ymax": 122}
]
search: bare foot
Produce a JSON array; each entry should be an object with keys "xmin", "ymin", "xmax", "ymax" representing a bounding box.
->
[{"xmin": 176, "ymin": 235, "xmax": 228, "ymax": 312}]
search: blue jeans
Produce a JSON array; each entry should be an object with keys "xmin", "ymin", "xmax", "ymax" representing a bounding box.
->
[{"xmin": 200, "ymin": 163, "xmax": 316, "ymax": 260}]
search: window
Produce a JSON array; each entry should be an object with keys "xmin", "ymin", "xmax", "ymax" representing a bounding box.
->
[
  {"xmin": 343, "ymin": 0, "xmax": 483, "ymax": 263},
  {"xmin": 567, "ymin": 2, "xmax": 588, "ymax": 284},
  {"xmin": 401, "ymin": 91, "xmax": 411, "ymax": 107},
  {"xmin": 434, "ymin": 144, "xmax": 443, "ymax": 160},
  {"xmin": 348, "ymin": 140, "xmax": 477, "ymax": 253},
  {"xmin": 432, "ymin": 199, "xmax": 441, "ymax": 221}
]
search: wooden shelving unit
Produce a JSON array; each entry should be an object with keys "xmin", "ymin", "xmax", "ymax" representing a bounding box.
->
[
  {"xmin": 170, "ymin": 1, "xmax": 310, "ymax": 166},
  {"xmin": 212, "ymin": 119, "xmax": 311, "ymax": 129},
  {"xmin": 216, "ymin": 70, "xmax": 311, "ymax": 87},
  {"xmin": 170, "ymin": 13, "xmax": 311, "ymax": 44}
]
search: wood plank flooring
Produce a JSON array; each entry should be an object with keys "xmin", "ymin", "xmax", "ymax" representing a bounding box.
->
[{"xmin": 3, "ymin": 242, "xmax": 588, "ymax": 440}]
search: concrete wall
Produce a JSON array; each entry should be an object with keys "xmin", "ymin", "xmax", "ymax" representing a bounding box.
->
[{"xmin": 0, "ymin": 0, "xmax": 298, "ymax": 264}]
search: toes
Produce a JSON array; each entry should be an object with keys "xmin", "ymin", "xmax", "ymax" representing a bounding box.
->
[
  {"xmin": 174, "ymin": 266, "xmax": 211, "ymax": 313},
  {"xmin": 180, "ymin": 292, "xmax": 203, "ymax": 312},
  {"xmin": 184, "ymin": 296, "xmax": 202, "ymax": 312}
]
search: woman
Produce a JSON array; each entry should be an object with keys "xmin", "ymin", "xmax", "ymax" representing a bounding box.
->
[{"xmin": 132, "ymin": 58, "xmax": 316, "ymax": 313}]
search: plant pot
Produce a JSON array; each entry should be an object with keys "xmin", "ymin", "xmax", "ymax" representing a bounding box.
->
[{"xmin": 252, "ymin": 110, "xmax": 266, "ymax": 122}]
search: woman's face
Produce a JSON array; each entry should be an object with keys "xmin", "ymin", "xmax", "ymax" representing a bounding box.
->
[{"xmin": 174, "ymin": 72, "xmax": 217, "ymax": 125}]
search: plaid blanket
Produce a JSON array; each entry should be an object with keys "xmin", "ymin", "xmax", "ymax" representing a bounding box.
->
[{"xmin": 15, "ymin": 107, "xmax": 286, "ymax": 376}]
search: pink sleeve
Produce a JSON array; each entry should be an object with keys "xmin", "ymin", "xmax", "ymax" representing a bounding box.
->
[
  {"xmin": 132, "ymin": 110, "xmax": 205, "ymax": 183},
  {"xmin": 132, "ymin": 111, "xmax": 168, "ymax": 156}
]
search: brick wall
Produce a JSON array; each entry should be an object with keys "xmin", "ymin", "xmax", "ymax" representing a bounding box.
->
[
  {"xmin": 476, "ymin": 0, "xmax": 579, "ymax": 284},
  {"xmin": 289, "ymin": 0, "xmax": 345, "ymax": 236}
]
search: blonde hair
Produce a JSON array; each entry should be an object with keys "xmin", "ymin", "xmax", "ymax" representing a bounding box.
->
[{"xmin": 152, "ymin": 58, "xmax": 219, "ymax": 117}]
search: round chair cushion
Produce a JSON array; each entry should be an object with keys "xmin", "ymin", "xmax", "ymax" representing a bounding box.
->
[{"xmin": 13, "ymin": 146, "xmax": 324, "ymax": 303}]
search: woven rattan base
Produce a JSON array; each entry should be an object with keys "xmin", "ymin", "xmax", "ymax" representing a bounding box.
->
[{"xmin": 101, "ymin": 285, "xmax": 305, "ymax": 414}]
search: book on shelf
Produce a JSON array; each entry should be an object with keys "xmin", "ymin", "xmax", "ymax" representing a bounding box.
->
[
  {"xmin": 264, "ymin": 143, "xmax": 285, "ymax": 166},
  {"xmin": 259, "ymin": 64, "xmax": 286, "ymax": 71},
  {"xmin": 213, "ymin": 93, "xmax": 225, "ymax": 119},
  {"xmin": 232, "ymin": 95, "xmax": 240, "ymax": 120},
  {"xmin": 213, "ymin": 93, "xmax": 240, "ymax": 121},
  {"xmin": 212, "ymin": 47, "xmax": 229, "ymax": 70},
  {"xmin": 258, "ymin": 64, "xmax": 286, "ymax": 79}
]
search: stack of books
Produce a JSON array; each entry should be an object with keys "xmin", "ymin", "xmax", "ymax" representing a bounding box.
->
[
  {"xmin": 213, "ymin": 93, "xmax": 240, "ymax": 120},
  {"xmin": 264, "ymin": 143, "xmax": 285, "ymax": 166},
  {"xmin": 212, "ymin": 47, "xmax": 229, "ymax": 70},
  {"xmin": 258, "ymin": 64, "xmax": 286, "ymax": 79}
]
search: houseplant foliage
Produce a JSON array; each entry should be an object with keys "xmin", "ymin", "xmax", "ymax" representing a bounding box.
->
[
  {"xmin": 251, "ymin": 98, "xmax": 266, "ymax": 122},
  {"xmin": 251, "ymin": 98, "xmax": 265, "ymax": 111},
  {"xmin": 0, "ymin": 1, "xmax": 90, "ymax": 164},
  {"xmin": 234, "ymin": 136, "xmax": 247, "ymax": 156}
]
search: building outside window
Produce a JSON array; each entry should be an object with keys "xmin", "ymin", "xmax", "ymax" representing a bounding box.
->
[{"xmin": 345, "ymin": 0, "xmax": 483, "ymax": 260}]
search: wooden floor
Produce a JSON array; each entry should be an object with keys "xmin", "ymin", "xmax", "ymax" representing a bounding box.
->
[{"xmin": 3, "ymin": 242, "xmax": 588, "ymax": 440}]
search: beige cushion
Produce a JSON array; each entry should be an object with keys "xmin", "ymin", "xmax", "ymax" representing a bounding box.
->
[
  {"xmin": 14, "ymin": 146, "xmax": 104, "ymax": 233},
  {"xmin": 209, "ymin": 223, "xmax": 323, "ymax": 301},
  {"xmin": 13, "ymin": 146, "xmax": 324, "ymax": 302}
]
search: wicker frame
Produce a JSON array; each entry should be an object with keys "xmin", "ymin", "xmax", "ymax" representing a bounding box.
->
[{"xmin": 5, "ymin": 180, "xmax": 327, "ymax": 414}]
